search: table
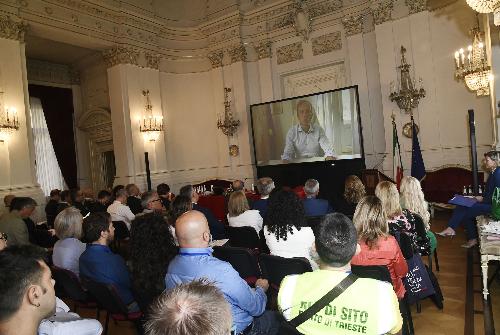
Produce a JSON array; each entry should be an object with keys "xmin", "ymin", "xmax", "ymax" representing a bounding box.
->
[{"xmin": 476, "ymin": 215, "xmax": 500, "ymax": 300}]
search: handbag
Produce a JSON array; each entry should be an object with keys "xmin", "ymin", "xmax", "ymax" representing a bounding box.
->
[
  {"xmin": 403, "ymin": 253, "xmax": 435, "ymax": 305},
  {"xmin": 491, "ymin": 187, "xmax": 500, "ymax": 220},
  {"xmin": 278, "ymin": 273, "xmax": 358, "ymax": 335}
]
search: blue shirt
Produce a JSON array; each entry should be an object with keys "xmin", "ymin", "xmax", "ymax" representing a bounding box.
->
[
  {"xmin": 165, "ymin": 248, "xmax": 267, "ymax": 333},
  {"xmin": 252, "ymin": 199, "xmax": 269, "ymax": 219},
  {"xmin": 302, "ymin": 198, "xmax": 334, "ymax": 217},
  {"xmin": 79, "ymin": 244, "xmax": 135, "ymax": 304},
  {"xmin": 483, "ymin": 167, "xmax": 500, "ymax": 204}
]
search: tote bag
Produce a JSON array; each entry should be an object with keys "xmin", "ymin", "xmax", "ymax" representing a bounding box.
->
[{"xmin": 403, "ymin": 254, "xmax": 435, "ymax": 304}]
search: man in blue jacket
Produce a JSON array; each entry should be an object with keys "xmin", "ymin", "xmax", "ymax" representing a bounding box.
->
[{"xmin": 302, "ymin": 179, "xmax": 333, "ymax": 217}]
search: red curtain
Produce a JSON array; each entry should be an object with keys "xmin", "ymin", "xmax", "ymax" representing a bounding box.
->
[{"xmin": 28, "ymin": 84, "xmax": 77, "ymax": 189}]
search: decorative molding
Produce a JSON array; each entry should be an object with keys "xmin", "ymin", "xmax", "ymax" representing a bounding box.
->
[
  {"xmin": 372, "ymin": 0, "xmax": 394, "ymax": 25},
  {"xmin": 341, "ymin": 14, "xmax": 364, "ymax": 36},
  {"xmin": 282, "ymin": 62, "xmax": 347, "ymax": 97},
  {"xmin": 227, "ymin": 44, "xmax": 247, "ymax": 63},
  {"xmin": 311, "ymin": 32, "xmax": 342, "ymax": 56},
  {"xmin": 27, "ymin": 59, "xmax": 73, "ymax": 85},
  {"xmin": 0, "ymin": 15, "xmax": 28, "ymax": 42},
  {"xmin": 102, "ymin": 46, "xmax": 139, "ymax": 68},
  {"xmin": 405, "ymin": 0, "xmax": 427, "ymax": 14},
  {"xmin": 309, "ymin": 0, "xmax": 343, "ymax": 19},
  {"xmin": 255, "ymin": 41, "xmax": 272, "ymax": 59},
  {"xmin": 207, "ymin": 49, "xmax": 224, "ymax": 68},
  {"xmin": 69, "ymin": 68, "xmax": 80, "ymax": 84},
  {"xmin": 277, "ymin": 42, "xmax": 303, "ymax": 65},
  {"xmin": 144, "ymin": 52, "xmax": 161, "ymax": 70}
]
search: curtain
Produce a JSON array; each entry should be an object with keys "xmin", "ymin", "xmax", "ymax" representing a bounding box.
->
[{"xmin": 29, "ymin": 97, "xmax": 67, "ymax": 195}]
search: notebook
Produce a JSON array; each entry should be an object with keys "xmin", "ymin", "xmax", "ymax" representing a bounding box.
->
[{"xmin": 448, "ymin": 194, "xmax": 478, "ymax": 207}]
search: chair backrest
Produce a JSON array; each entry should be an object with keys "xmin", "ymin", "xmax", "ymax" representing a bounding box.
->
[
  {"xmin": 226, "ymin": 226, "xmax": 260, "ymax": 249},
  {"xmin": 351, "ymin": 265, "xmax": 392, "ymax": 283},
  {"xmin": 306, "ymin": 215, "xmax": 324, "ymax": 235},
  {"xmin": 112, "ymin": 221, "xmax": 130, "ymax": 239},
  {"xmin": 213, "ymin": 246, "xmax": 261, "ymax": 281},
  {"xmin": 51, "ymin": 266, "xmax": 88, "ymax": 302},
  {"xmin": 259, "ymin": 254, "xmax": 312, "ymax": 288},
  {"xmin": 81, "ymin": 277, "xmax": 129, "ymax": 315}
]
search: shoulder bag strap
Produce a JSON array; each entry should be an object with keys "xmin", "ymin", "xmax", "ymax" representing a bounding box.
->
[{"xmin": 288, "ymin": 273, "xmax": 358, "ymax": 328}]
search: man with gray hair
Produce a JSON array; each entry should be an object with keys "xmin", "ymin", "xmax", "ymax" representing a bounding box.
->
[
  {"xmin": 146, "ymin": 279, "xmax": 232, "ymax": 335},
  {"xmin": 252, "ymin": 177, "xmax": 275, "ymax": 218},
  {"xmin": 0, "ymin": 197, "xmax": 37, "ymax": 246},
  {"xmin": 232, "ymin": 180, "xmax": 245, "ymax": 192},
  {"xmin": 302, "ymin": 179, "xmax": 333, "ymax": 217},
  {"xmin": 139, "ymin": 191, "xmax": 164, "ymax": 214}
]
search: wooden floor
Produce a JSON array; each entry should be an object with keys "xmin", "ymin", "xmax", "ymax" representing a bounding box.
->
[{"xmin": 73, "ymin": 210, "xmax": 499, "ymax": 335}]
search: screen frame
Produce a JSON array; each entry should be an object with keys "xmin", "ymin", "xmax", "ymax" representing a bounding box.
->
[{"xmin": 249, "ymin": 84, "xmax": 365, "ymax": 167}]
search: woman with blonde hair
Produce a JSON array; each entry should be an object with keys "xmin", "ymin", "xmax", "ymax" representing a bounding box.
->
[
  {"xmin": 337, "ymin": 175, "xmax": 366, "ymax": 217},
  {"xmin": 400, "ymin": 176, "xmax": 430, "ymax": 230},
  {"xmin": 351, "ymin": 196, "xmax": 408, "ymax": 299},
  {"xmin": 52, "ymin": 207, "xmax": 86, "ymax": 276},
  {"xmin": 227, "ymin": 190, "xmax": 263, "ymax": 233}
]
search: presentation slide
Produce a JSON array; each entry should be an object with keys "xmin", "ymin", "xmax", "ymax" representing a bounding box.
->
[{"xmin": 250, "ymin": 86, "xmax": 363, "ymax": 166}]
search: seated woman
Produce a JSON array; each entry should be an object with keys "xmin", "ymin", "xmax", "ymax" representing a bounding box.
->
[
  {"xmin": 227, "ymin": 191, "xmax": 263, "ymax": 234},
  {"xmin": 351, "ymin": 196, "xmax": 408, "ymax": 299},
  {"xmin": 376, "ymin": 181, "xmax": 423, "ymax": 253},
  {"xmin": 130, "ymin": 213, "xmax": 178, "ymax": 313},
  {"xmin": 168, "ymin": 195, "xmax": 193, "ymax": 245},
  {"xmin": 52, "ymin": 207, "xmax": 86, "ymax": 276},
  {"xmin": 263, "ymin": 189, "xmax": 317, "ymax": 269},
  {"xmin": 438, "ymin": 150, "xmax": 500, "ymax": 248},
  {"xmin": 336, "ymin": 175, "xmax": 366, "ymax": 218}
]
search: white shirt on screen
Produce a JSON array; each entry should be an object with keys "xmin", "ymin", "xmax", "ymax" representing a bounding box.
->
[
  {"xmin": 281, "ymin": 124, "xmax": 335, "ymax": 161},
  {"xmin": 107, "ymin": 200, "xmax": 135, "ymax": 230},
  {"xmin": 227, "ymin": 209, "xmax": 263, "ymax": 234}
]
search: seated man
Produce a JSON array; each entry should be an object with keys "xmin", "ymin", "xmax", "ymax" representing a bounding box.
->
[
  {"xmin": 56, "ymin": 190, "xmax": 72, "ymax": 216},
  {"xmin": 145, "ymin": 279, "xmax": 232, "ymax": 335},
  {"xmin": 88, "ymin": 190, "xmax": 111, "ymax": 213},
  {"xmin": 79, "ymin": 212, "xmax": 139, "ymax": 312},
  {"xmin": 302, "ymin": 179, "xmax": 333, "ymax": 217},
  {"xmin": 179, "ymin": 185, "xmax": 225, "ymax": 240},
  {"xmin": 0, "ymin": 197, "xmax": 36, "ymax": 246},
  {"xmin": 157, "ymin": 183, "xmax": 172, "ymax": 210},
  {"xmin": 278, "ymin": 213, "xmax": 403, "ymax": 335},
  {"xmin": 165, "ymin": 211, "xmax": 279, "ymax": 335},
  {"xmin": 252, "ymin": 177, "xmax": 275, "ymax": 218},
  {"xmin": 126, "ymin": 184, "xmax": 143, "ymax": 215},
  {"xmin": 107, "ymin": 189, "xmax": 135, "ymax": 230},
  {"xmin": 140, "ymin": 191, "xmax": 164, "ymax": 215},
  {"xmin": 45, "ymin": 189, "xmax": 60, "ymax": 227},
  {"xmin": 70, "ymin": 188, "xmax": 90, "ymax": 217}
]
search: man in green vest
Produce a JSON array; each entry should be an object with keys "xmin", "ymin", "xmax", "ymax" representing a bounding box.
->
[
  {"xmin": 0, "ymin": 197, "xmax": 36, "ymax": 246},
  {"xmin": 278, "ymin": 213, "xmax": 403, "ymax": 335}
]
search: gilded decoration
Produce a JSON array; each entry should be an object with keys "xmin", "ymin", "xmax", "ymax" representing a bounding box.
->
[
  {"xmin": 312, "ymin": 32, "xmax": 342, "ymax": 56},
  {"xmin": 102, "ymin": 46, "xmax": 139, "ymax": 68},
  {"xmin": 256, "ymin": 41, "xmax": 272, "ymax": 59},
  {"xmin": 0, "ymin": 15, "xmax": 27, "ymax": 42},
  {"xmin": 405, "ymin": 0, "xmax": 427, "ymax": 14},
  {"xmin": 144, "ymin": 52, "xmax": 161, "ymax": 70},
  {"xmin": 277, "ymin": 42, "xmax": 303, "ymax": 65},
  {"xmin": 309, "ymin": 0, "xmax": 343, "ymax": 18},
  {"xmin": 341, "ymin": 15, "xmax": 364, "ymax": 36},
  {"xmin": 228, "ymin": 45, "xmax": 247, "ymax": 63},
  {"xmin": 207, "ymin": 50, "xmax": 224, "ymax": 68},
  {"xmin": 372, "ymin": 1, "xmax": 394, "ymax": 25}
]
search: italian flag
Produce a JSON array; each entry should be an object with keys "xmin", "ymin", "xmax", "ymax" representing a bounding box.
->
[{"xmin": 392, "ymin": 119, "xmax": 404, "ymax": 188}]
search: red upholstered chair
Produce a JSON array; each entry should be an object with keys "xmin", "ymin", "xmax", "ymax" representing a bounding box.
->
[{"xmin": 292, "ymin": 185, "xmax": 306, "ymax": 199}]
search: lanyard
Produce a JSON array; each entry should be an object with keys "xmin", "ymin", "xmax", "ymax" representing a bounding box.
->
[{"xmin": 179, "ymin": 252, "xmax": 211, "ymax": 256}]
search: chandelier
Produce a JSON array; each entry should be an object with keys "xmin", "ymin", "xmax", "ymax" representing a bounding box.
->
[
  {"xmin": 139, "ymin": 89, "xmax": 164, "ymax": 142},
  {"xmin": 0, "ymin": 90, "xmax": 20, "ymax": 142},
  {"xmin": 217, "ymin": 88, "xmax": 240, "ymax": 137},
  {"xmin": 389, "ymin": 46, "xmax": 426, "ymax": 114},
  {"xmin": 454, "ymin": 26, "xmax": 492, "ymax": 96},
  {"xmin": 466, "ymin": 1, "xmax": 500, "ymax": 26}
]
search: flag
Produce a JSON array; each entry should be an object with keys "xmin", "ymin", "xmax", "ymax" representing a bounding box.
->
[
  {"xmin": 392, "ymin": 117, "xmax": 404, "ymax": 188},
  {"xmin": 411, "ymin": 116, "xmax": 426, "ymax": 181}
]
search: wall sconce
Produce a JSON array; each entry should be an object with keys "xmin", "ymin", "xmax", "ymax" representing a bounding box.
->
[
  {"xmin": 217, "ymin": 88, "xmax": 240, "ymax": 137},
  {"xmin": 0, "ymin": 90, "xmax": 20, "ymax": 142},
  {"xmin": 139, "ymin": 89, "xmax": 164, "ymax": 142}
]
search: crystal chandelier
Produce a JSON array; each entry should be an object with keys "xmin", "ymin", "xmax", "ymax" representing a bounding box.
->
[
  {"xmin": 217, "ymin": 88, "xmax": 240, "ymax": 137},
  {"xmin": 139, "ymin": 89, "xmax": 164, "ymax": 142},
  {"xmin": 454, "ymin": 26, "xmax": 492, "ymax": 96},
  {"xmin": 0, "ymin": 90, "xmax": 20, "ymax": 142},
  {"xmin": 389, "ymin": 46, "xmax": 426, "ymax": 114},
  {"xmin": 466, "ymin": 0, "xmax": 499, "ymax": 13}
]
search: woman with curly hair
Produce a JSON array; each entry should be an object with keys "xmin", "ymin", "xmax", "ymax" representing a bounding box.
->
[
  {"xmin": 263, "ymin": 189, "xmax": 316, "ymax": 268},
  {"xmin": 337, "ymin": 175, "xmax": 366, "ymax": 218},
  {"xmin": 130, "ymin": 213, "xmax": 178, "ymax": 312}
]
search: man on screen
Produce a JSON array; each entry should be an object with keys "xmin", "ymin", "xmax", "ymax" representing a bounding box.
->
[{"xmin": 281, "ymin": 100, "xmax": 335, "ymax": 162}]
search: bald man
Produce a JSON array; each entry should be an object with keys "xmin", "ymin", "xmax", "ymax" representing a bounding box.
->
[{"xmin": 165, "ymin": 211, "xmax": 280, "ymax": 335}]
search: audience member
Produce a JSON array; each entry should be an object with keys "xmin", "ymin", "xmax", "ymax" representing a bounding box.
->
[
  {"xmin": 146, "ymin": 280, "xmax": 232, "ymax": 335},
  {"xmin": 17, "ymin": 198, "xmax": 56, "ymax": 248},
  {"xmin": 79, "ymin": 212, "xmax": 139, "ymax": 312},
  {"xmin": 336, "ymin": 175, "xmax": 366, "ymax": 218},
  {"xmin": 252, "ymin": 177, "xmax": 275, "ymax": 218},
  {"xmin": 232, "ymin": 179, "xmax": 245, "ymax": 192},
  {"xmin": 165, "ymin": 210, "xmax": 279, "ymax": 335},
  {"xmin": 130, "ymin": 213, "xmax": 178, "ymax": 312},
  {"xmin": 0, "ymin": 197, "xmax": 37, "ymax": 246},
  {"xmin": 56, "ymin": 190, "xmax": 71, "ymax": 216},
  {"xmin": 179, "ymin": 185, "xmax": 225, "ymax": 240},
  {"xmin": 227, "ymin": 190, "xmax": 263, "ymax": 233},
  {"xmin": 107, "ymin": 188, "xmax": 135, "ymax": 230},
  {"xmin": 3, "ymin": 194, "xmax": 15, "ymax": 210},
  {"xmin": 88, "ymin": 190, "xmax": 111, "ymax": 213},
  {"xmin": 52, "ymin": 207, "xmax": 86, "ymax": 276},
  {"xmin": 302, "ymin": 179, "xmax": 333, "ymax": 216},
  {"xmin": 351, "ymin": 196, "xmax": 408, "ymax": 299},
  {"xmin": 126, "ymin": 184, "xmax": 143, "ymax": 215},
  {"xmin": 168, "ymin": 195, "xmax": 192, "ymax": 244},
  {"xmin": 278, "ymin": 213, "xmax": 403, "ymax": 334},
  {"xmin": 45, "ymin": 189, "xmax": 60, "ymax": 227},
  {"xmin": 156, "ymin": 183, "xmax": 172, "ymax": 210},
  {"xmin": 140, "ymin": 191, "xmax": 164, "ymax": 215},
  {"xmin": 70, "ymin": 189, "xmax": 90, "ymax": 217},
  {"xmin": 112, "ymin": 185, "xmax": 125, "ymax": 200},
  {"xmin": 264, "ymin": 189, "xmax": 317, "ymax": 269}
]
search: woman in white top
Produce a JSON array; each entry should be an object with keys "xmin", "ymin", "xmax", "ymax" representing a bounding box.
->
[
  {"xmin": 263, "ymin": 189, "xmax": 317, "ymax": 269},
  {"xmin": 52, "ymin": 207, "xmax": 86, "ymax": 276},
  {"xmin": 227, "ymin": 191, "xmax": 263, "ymax": 234}
]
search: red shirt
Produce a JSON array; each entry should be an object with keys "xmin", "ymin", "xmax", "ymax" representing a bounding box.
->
[{"xmin": 351, "ymin": 235, "xmax": 408, "ymax": 299}]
